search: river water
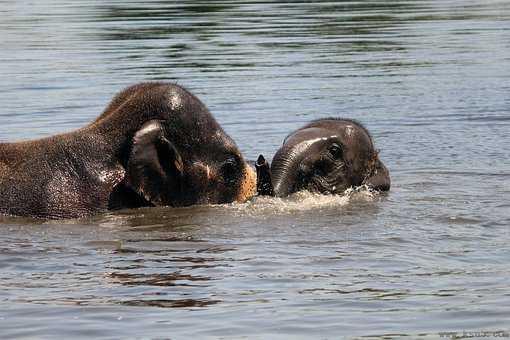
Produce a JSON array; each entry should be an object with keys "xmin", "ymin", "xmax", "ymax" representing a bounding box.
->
[{"xmin": 1, "ymin": 1, "xmax": 509, "ymax": 339}]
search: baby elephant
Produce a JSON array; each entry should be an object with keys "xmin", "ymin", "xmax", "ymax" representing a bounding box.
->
[
  {"xmin": 256, "ymin": 118, "xmax": 390, "ymax": 197},
  {"xmin": 0, "ymin": 82, "xmax": 256, "ymax": 219}
]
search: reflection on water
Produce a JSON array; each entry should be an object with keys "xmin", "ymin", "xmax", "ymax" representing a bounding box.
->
[{"xmin": 1, "ymin": 0, "xmax": 510, "ymax": 339}]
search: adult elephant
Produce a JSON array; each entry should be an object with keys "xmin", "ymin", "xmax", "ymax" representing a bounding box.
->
[
  {"xmin": 0, "ymin": 82, "xmax": 256, "ymax": 219},
  {"xmin": 256, "ymin": 118, "xmax": 390, "ymax": 197}
]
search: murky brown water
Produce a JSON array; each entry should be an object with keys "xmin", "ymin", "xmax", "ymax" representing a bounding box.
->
[{"xmin": 1, "ymin": 0, "xmax": 510, "ymax": 338}]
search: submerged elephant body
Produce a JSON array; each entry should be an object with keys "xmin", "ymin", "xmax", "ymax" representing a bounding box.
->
[
  {"xmin": 0, "ymin": 82, "xmax": 256, "ymax": 219},
  {"xmin": 257, "ymin": 118, "xmax": 390, "ymax": 197}
]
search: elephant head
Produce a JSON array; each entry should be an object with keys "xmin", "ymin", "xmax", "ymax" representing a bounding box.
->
[
  {"xmin": 256, "ymin": 118, "xmax": 390, "ymax": 197},
  {"xmin": 0, "ymin": 82, "xmax": 257, "ymax": 219},
  {"xmin": 112, "ymin": 83, "xmax": 257, "ymax": 208}
]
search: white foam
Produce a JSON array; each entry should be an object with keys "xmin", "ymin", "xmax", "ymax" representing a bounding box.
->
[{"xmin": 235, "ymin": 185, "xmax": 379, "ymax": 215}]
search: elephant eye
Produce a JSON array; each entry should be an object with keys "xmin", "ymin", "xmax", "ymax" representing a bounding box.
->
[
  {"xmin": 328, "ymin": 143, "xmax": 343, "ymax": 160},
  {"xmin": 221, "ymin": 157, "xmax": 240, "ymax": 183}
]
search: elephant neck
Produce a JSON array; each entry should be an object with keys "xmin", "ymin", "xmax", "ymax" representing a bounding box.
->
[
  {"xmin": 85, "ymin": 99, "xmax": 167, "ymax": 161},
  {"xmin": 88, "ymin": 82, "xmax": 178, "ymax": 143}
]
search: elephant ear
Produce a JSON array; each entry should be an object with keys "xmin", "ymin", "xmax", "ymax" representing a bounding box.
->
[
  {"xmin": 126, "ymin": 120, "xmax": 184, "ymax": 205},
  {"xmin": 363, "ymin": 157, "xmax": 391, "ymax": 192}
]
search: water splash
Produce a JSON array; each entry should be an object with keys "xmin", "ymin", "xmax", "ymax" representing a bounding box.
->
[{"xmin": 236, "ymin": 185, "xmax": 379, "ymax": 215}]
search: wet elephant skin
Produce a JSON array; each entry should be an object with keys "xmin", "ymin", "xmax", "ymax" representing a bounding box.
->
[
  {"xmin": 0, "ymin": 82, "xmax": 256, "ymax": 219},
  {"xmin": 256, "ymin": 118, "xmax": 390, "ymax": 197}
]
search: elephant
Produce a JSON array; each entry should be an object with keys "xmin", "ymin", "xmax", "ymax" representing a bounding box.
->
[
  {"xmin": 0, "ymin": 82, "xmax": 256, "ymax": 219},
  {"xmin": 256, "ymin": 118, "xmax": 390, "ymax": 197}
]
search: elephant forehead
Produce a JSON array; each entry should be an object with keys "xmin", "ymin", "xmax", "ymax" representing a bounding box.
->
[
  {"xmin": 290, "ymin": 137, "xmax": 328, "ymax": 153},
  {"xmin": 344, "ymin": 124, "xmax": 355, "ymax": 137},
  {"xmin": 284, "ymin": 127, "xmax": 336, "ymax": 146},
  {"xmin": 311, "ymin": 123, "xmax": 372, "ymax": 153},
  {"xmin": 303, "ymin": 119, "xmax": 371, "ymax": 143},
  {"xmin": 282, "ymin": 124, "xmax": 373, "ymax": 162},
  {"xmin": 273, "ymin": 136, "xmax": 332, "ymax": 168},
  {"xmin": 168, "ymin": 91, "xmax": 184, "ymax": 111},
  {"xmin": 340, "ymin": 125, "xmax": 373, "ymax": 153}
]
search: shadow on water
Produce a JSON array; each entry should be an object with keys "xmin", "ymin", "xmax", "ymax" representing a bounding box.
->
[{"xmin": 118, "ymin": 298, "xmax": 220, "ymax": 308}]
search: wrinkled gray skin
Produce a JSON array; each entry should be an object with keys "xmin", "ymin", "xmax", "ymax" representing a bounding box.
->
[
  {"xmin": 0, "ymin": 82, "xmax": 256, "ymax": 219},
  {"xmin": 256, "ymin": 118, "xmax": 390, "ymax": 197}
]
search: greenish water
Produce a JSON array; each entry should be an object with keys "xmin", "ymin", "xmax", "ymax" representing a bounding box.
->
[{"xmin": 1, "ymin": 1, "xmax": 509, "ymax": 338}]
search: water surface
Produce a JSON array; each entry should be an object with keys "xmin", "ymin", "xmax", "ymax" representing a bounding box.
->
[{"xmin": 1, "ymin": 0, "xmax": 509, "ymax": 338}]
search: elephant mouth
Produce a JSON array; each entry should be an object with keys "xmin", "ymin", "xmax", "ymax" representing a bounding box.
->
[
  {"xmin": 298, "ymin": 173, "xmax": 350, "ymax": 196},
  {"xmin": 290, "ymin": 158, "xmax": 349, "ymax": 195}
]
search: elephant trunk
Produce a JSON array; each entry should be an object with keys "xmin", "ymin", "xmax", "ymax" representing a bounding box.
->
[{"xmin": 270, "ymin": 139, "xmax": 319, "ymax": 197}]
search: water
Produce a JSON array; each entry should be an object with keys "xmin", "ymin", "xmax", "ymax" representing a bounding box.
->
[{"xmin": 1, "ymin": 0, "xmax": 509, "ymax": 338}]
